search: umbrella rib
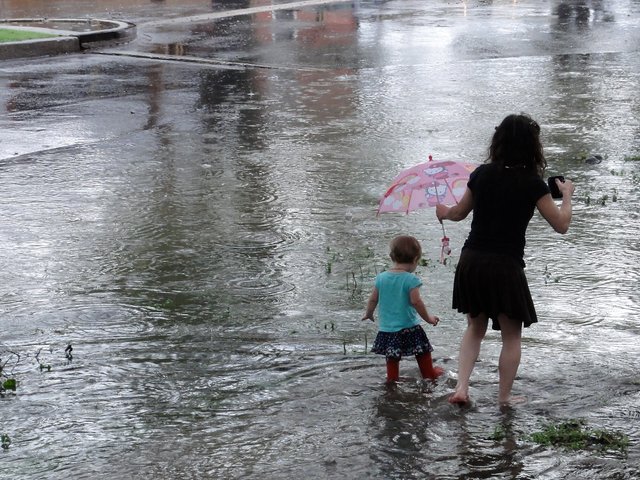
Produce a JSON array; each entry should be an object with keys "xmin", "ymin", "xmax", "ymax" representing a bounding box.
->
[
  {"xmin": 406, "ymin": 187, "xmax": 416, "ymax": 214},
  {"xmin": 443, "ymin": 178, "xmax": 460, "ymax": 204}
]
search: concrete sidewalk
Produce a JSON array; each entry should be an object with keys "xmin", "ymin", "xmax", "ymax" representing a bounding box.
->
[{"xmin": 0, "ymin": 18, "xmax": 136, "ymax": 60}]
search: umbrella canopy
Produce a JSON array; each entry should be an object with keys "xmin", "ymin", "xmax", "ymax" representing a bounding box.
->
[
  {"xmin": 377, "ymin": 156, "xmax": 479, "ymax": 264},
  {"xmin": 378, "ymin": 156, "xmax": 478, "ymax": 214}
]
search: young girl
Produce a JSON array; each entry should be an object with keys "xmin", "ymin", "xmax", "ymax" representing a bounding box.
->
[{"xmin": 362, "ymin": 235, "xmax": 444, "ymax": 383}]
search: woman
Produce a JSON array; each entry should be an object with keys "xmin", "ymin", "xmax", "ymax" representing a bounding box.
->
[{"xmin": 436, "ymin": 113, "xmax": 575, "ymax": 406}]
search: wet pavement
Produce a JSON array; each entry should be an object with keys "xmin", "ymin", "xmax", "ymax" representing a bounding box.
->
[{"xmin": 1, "ymin": 1, "xmax": 640, "ymax": 479}]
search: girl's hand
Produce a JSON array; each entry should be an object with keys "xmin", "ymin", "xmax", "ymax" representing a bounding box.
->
[
  {"xmin": 362, "ymin": 313, "xmax": 375, "ymax": 322},
  {"xmin": 427, "ymin": 314, "xmax": 440, "ymax": 326}
]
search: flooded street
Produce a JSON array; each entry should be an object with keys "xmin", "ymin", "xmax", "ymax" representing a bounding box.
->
[{"xmin": 1, "ymin": 0, "xmax": 640, "ymax": 478}]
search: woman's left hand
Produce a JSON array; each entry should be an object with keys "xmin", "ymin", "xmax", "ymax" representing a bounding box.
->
[{"xmin": 435, "ymin": 204, "xmax": 449, "ymax": 223}]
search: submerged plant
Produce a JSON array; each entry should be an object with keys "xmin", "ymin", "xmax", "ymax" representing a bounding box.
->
[
  {"xmin": 490, "ymin": 425, "xmax": 506, "ymax": 441},
  {"xmin": 2, "ymin": 378, "xmax": 16, "ymax": 391},
  {"xmin": 326, "ymin": 246, "xmax": 338, "ymax": 274},
  {"xmin": 340, "ymin": 330, "xmax": 372, "ymax": 356},
  {"xmin": 530, "ymin": 419, "xmax": 629, "ymax": 452},
  {"xmin": 1, "ymin": 434, "xmax": 10, "ymax": 450},
  {"xmin": 1, "ymin": 352, "xmax": 19, "ymax": 395},
  {"xmin": 325, "ymin": 244, "xmax": 385, "ymax": 289},
  {"xmin": 35, "ymin": 349, "xmax": 51, "ymax": 372}
]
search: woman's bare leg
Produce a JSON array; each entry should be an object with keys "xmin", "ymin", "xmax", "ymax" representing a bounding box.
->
[
  {"xmin": 449, "ymin": 314, "xmax": 488, "ymax": 404},
  {"xmin": 497, "ymin": 313, "xmax": 524, "ymax": 405}
]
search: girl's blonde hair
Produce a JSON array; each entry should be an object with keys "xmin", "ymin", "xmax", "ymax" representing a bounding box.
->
[{"xmin": 389, "ymin": 235, "xmax": 422, "ymax": 264}]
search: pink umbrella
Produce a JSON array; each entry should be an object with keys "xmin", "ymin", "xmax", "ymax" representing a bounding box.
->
[
  {"xmin": 377, "ymin": 155, "xmax": 478, "ymax": 263},
  {"xmin": 378, "ymin": 156, "xmax": 477, "ymax": 214}
]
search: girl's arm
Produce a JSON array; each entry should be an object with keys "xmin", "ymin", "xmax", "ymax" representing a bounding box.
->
[
  {"xmin": 362, "ymin": 287, "xmax": 379, "ymax": 322},
  {"xmin": 436, "ymin": 187, "xmax": 473, "ymax": 223},
  {"xmin": 536, "ymin": 178, "xmax": 574, "ymax": 234},
  {"xmin": 409, "ymin": 288, "xmax": 439, "ymax": 326}
]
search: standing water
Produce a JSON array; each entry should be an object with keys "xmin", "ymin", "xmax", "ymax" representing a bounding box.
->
[{"xmin": 1, "ymin": 0, "xmax": 639, "ymax": 478}]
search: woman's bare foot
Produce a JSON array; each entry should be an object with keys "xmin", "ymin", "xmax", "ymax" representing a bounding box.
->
[
  {"xmin": 498, "ymin": 395, "xmax": 527, "ymax": 407},
  {"xmin": 448, "ymin": 389, "xmax": 470, "ymax": 405}
]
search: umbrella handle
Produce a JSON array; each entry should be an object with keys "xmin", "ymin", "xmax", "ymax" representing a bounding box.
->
[
  {"xmin": 440, "ymin": 233, "xmax": 452, "ymax": 264},
  {"xmin": 439, "ymin": 221, "xmax": 452, "ymax": 265}
]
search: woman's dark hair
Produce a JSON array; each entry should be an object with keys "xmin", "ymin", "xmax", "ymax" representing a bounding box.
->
[
  {"xmin": 389, "ymin": 235, "xmax": 422, "ymax": 264},
  {"xmin": 487, "ymin": 113, "xmax": 546, "ymax": 176}
]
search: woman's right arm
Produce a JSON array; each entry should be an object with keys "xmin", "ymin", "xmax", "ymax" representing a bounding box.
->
[
  {"xmin": 536, "ymin": 178, "xmax": 575, "ymax": 234},
  {"xmin": 436, "ymin": 187, "xmax": 473, "ymax": 223}
]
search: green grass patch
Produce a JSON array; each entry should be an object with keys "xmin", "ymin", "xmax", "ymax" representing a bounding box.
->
[
  {"xmin": 0, "ymin": 27, "xmax": 59, "ymax": 43},
  {"xmin": 530, "ymin": 419, "xmax": 629, "ymax": 452}
]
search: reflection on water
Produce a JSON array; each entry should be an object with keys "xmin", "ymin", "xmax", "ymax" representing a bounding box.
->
[{"xmin": 1, "ymin": 0, "xmax": 640, "ymax": 478}]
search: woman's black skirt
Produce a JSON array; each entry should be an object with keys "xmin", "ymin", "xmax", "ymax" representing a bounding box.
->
[{"xmin": 452, "ymin": 248, "xmax": 537, "ymax": 330}]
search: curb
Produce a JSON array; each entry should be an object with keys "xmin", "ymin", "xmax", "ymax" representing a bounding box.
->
[
  {"xmin": 0, "ymin": 18, "xmax": 136, "ymax": 60},
  {"xmin": 0, "ymin": 35, "xmax": 80, "ymax": 59}
]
